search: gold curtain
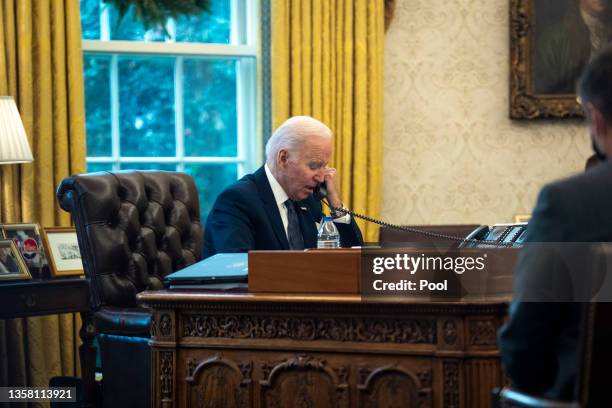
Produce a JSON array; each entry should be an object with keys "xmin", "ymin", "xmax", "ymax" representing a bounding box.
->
[
  {"xmin": 270, "ymin": 0, "xmax": 384, "ymax": 242},
  {"xmin": 0, "ymin": 0, "xmax": 86, "ymax": 395}
]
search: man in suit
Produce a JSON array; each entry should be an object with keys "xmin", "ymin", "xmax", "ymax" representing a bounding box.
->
[
  {"xmin": 203, "ymin": 116, "xmax": 362, "ymax": 258},
  {"xmin": 499, "ymin": 44, "xmax": 612, "ymax": 400}
]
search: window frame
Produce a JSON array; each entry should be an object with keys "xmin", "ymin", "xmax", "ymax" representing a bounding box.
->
[{"xmin": 81, "ymin": 0, "xmax": 260, "ymax": 177}]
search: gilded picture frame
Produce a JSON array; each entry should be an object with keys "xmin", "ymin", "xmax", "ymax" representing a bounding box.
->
[
  {"xmin": 1, "ymin": 223, "xmax": 49, "ymax": 277},
  {"xmin": 42, "ymin": 227, "xmax": 84, "ymax": 277},
  {"xmin": 0, "ymin": 239, "xmax": 31, "ymax": 281},
  {"xmin": 514, "ymin": 214, "xmax": 532, "ymax": 223},
  {"xmin": 510, "ymin": 0, "xmax": 612, "ymax": 119}
]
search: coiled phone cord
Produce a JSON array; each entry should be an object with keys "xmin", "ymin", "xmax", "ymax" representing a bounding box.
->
[{"xmin": 322, "ymin": 200, "xmax": 514, "ymax": 248}]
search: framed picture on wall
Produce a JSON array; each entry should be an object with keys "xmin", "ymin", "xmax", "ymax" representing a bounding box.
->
[
  {"xmin": 0, "ymin": 240, "xmax": 31, "ymax": 281},
  {"xmin": 510, "ymin": 0, "xmax": 612, "ymax": 119},
  {"xmin": 1, "ymin": 223, "xmax": 49, "ymax": 276},
  {"xmin": 42, "ymin": 227, "xmax": 84, "ymax": 277}
]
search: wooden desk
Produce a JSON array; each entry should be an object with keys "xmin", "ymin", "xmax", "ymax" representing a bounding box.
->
[
  {"xmin": 139, "ymin": 291, "xmax": 509, "ymax": 408},
  {"xmin": 0, "ymin": 278, "xmax": 96, "ymax": 407}
]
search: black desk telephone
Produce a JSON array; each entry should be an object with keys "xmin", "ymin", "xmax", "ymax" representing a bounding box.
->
[
  {"xmin": 314, "ymin": 182, "xmax": 527, "ymax": 247},
  {"xmin": 460, "ymin": 223, "xmax": 527, "ymax": 248}
]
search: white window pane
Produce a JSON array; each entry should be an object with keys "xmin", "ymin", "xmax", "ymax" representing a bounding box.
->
[
  {"xmin": 183, "ymin": 58, "xmax": 237, "ymax": 157},
  {"xmin": 84, "ymin": 54, "xmax": 112, "ymax": 157},
  {"xmin": 80, "ymin": 0, "xmax": 100, "ymax": 40},
  {"xmin": 118, "ymin": 56, "xmax": 176, "ymax": 157},
  {"xmin": 175, "ymin": 0, "xmax": 231, "ymax": 44},
  {"xmin": 104, "ymin": 2, "xmax": 232, "ymax": 44},
  {"xmin": 82, "ymin": 1, "xmax": 257, "ymax": 191},
  {"xmin": 86, "ymin": 162, "xmax": 113, "ymax": 172},
  {"xmin": 119, "ymin": 163, "xmax": 177, "ymax": 171},
  {"xmin": 109, "ymin": 7, "xmax": 166, "ymax": 42},
  {"xmin": 184, "ymin": 163, "xmax": 238, "ymax": 219}
]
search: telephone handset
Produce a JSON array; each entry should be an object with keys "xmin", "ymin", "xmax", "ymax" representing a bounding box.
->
[
  {"xmin": 313, "ymin": 182, "xmax": 328, "ymax": 201},
  {"xmin": 312, "ymin": 182, "xmax": 526, "ymax": 247}
]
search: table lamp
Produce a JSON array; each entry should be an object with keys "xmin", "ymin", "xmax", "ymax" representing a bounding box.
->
[
  {"xmin": 0, "ymin": 95, "xmax": 35, "ymax": 276},
  {"xmin": 0, "ymin": 96, "xmax": 33, "ymax": 164}
]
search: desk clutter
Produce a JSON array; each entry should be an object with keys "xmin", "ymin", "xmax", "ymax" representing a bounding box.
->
[{"xmin": 0, "ymin": 223, "xmax": 83, "ymax": 280}]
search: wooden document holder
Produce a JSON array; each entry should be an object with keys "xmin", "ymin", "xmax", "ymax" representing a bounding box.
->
[
  {"xmin": 248, "ymin": 247, "xmax": 518, "ymax": 296},
  {"xmin": 248, "ymin": 249, "xmax": 361, "ymax": 293}
]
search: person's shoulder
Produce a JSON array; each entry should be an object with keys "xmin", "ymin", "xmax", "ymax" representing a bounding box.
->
[
  {"xmin": 216, "ymin": 172, "xmax": 259, "ymax": 203},
  {"xmin": 527, "ymin": 162, "xmax": 612, "ymax": 241},
  {"xmin": 543, "ymin": 161, "xmax": 612, "ymax": 201}
]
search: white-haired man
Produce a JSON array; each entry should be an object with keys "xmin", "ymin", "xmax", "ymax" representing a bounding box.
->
[{"xmin": 203, "ymin": 116, "xmax": 362, "ymax": 258}]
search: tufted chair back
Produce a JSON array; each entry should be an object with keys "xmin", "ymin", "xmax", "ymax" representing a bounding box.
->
[
  {"xmin": 57, "ymin": 170, "xmax": 203, "ymax": 308},
  {"xmin": 57, "ymin": 170, "xmax": 204, "ymax": 408}
]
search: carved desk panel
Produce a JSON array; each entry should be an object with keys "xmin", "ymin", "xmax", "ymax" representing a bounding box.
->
[{"xmin": 139, "ymin": 292, "xmax": 508, "ymax": 408}]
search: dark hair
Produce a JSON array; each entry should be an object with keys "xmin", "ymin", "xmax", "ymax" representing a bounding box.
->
[{"xmin": 578, "ymin": 44, "xmax": 612, "ymax": 121}]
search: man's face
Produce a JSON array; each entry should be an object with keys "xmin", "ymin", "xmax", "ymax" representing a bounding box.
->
[{"xmin": 278, "ymin": 136, "xmax": 331, "ymax": 201}]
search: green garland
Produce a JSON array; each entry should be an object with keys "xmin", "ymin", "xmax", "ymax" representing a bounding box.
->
[{"xmin": 104, "ymin": 0, "xmax": 212, "ymax": 36}]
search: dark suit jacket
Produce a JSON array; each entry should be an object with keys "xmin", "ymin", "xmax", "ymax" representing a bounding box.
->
[
  {"xmin": 203, "ymin": 166, "xmax": 363, "ymax": 258},
  {"xmin": 499, "ymin": 161, "xmax": 612, "ymax": 401}
]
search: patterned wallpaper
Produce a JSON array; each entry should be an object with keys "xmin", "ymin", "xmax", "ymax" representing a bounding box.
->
[{"xmin": 383, "ymin": 0, "xmax": 591, "ymax": 226}]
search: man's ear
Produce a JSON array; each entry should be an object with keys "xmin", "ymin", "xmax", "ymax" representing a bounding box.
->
[{"xmin": 277, "ymin": 149, "xmax": 289, "ymax": 167}]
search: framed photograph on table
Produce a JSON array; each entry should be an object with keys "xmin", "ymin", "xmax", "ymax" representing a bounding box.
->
[
  {"xmin": 514, "ymin": 214, "xmax": 531, "ymax": 223},
  {"xmin": 0, "ymin": 240, "xmax": 31, "ymax": 281},
  {"xmin": 42, "ymin": 227, "xmax": 84, "ymax": 277},
  {"xmin": 1, "ymin": 223, "xmax": 49, "ymax": 277},
  {"xmin": 510, "ymin": 0, "xmax": 612, "ymax": 119}
]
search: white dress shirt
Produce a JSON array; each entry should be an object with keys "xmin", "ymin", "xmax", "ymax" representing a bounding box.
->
[{"xmin": 264, "ymin": 164, "xmax": 350, "ymax": 240}]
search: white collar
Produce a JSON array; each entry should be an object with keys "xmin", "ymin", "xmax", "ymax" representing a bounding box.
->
[{"xmin": 264, "ymin": 163, "xmax": 289, "ymax": 207}]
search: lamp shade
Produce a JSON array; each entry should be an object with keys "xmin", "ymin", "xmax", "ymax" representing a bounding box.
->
[{"xmin": 0, "ymin": 96, "xmax": 33, "ymax": 164}]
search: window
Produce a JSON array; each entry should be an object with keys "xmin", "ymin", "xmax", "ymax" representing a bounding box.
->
[{"xmin": 80, "ymin": 0, "xmax": 259, "ymax": 218}]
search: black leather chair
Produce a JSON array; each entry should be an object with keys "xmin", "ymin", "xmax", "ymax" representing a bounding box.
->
[{"xmin": 57, "ymin": 171, "xmax": 204, "ymax": 408}]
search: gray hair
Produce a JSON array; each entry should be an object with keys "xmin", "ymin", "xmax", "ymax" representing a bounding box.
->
[{"xmin": 265, "ymin": 116, "xmax": 333, "ymax": 167}]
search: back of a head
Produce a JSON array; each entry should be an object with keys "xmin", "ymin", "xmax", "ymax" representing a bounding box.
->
[
  {"xmin": 579, "ymin": 44, "xmax": 612, "ymax": 122},
  {"xmin": 265, "ymin": 116, "xmax": 332, "ymax": 164}
]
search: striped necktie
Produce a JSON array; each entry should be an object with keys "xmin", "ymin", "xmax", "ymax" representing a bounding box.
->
[{"xmin": 285, "ymin": 199, "xmax": 304, "ymax": 250}]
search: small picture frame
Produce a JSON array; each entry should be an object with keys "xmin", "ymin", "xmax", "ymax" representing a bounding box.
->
[
  {"xmin": 1, "ymin": 223, "xmax": 49, "ymax": 277},
  {"xmin": 514, "ymin": 214, "xmax": 532, "ymax": 223},
  {"xmin": 42, "ymin": 227, "xmax": 84, "ymax": 277},
  {"xmin": 0, "ymin": 239, "xmax": 31, "ymax": 281}
]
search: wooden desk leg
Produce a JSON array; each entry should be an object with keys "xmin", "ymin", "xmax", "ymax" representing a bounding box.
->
[{"xmin": 80, "ymin": 311, "xmax": 97, "ymax": 408}]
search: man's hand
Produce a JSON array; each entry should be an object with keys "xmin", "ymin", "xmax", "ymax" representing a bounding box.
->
[{"xmin": 323, "ymin": 167, "xmax": 343, "ymax": 209}]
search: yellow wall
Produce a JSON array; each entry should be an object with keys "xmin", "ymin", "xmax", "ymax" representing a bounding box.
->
[{"xmin": 383, "ymin": 0, "xmax": 591, "ymax": 226}]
